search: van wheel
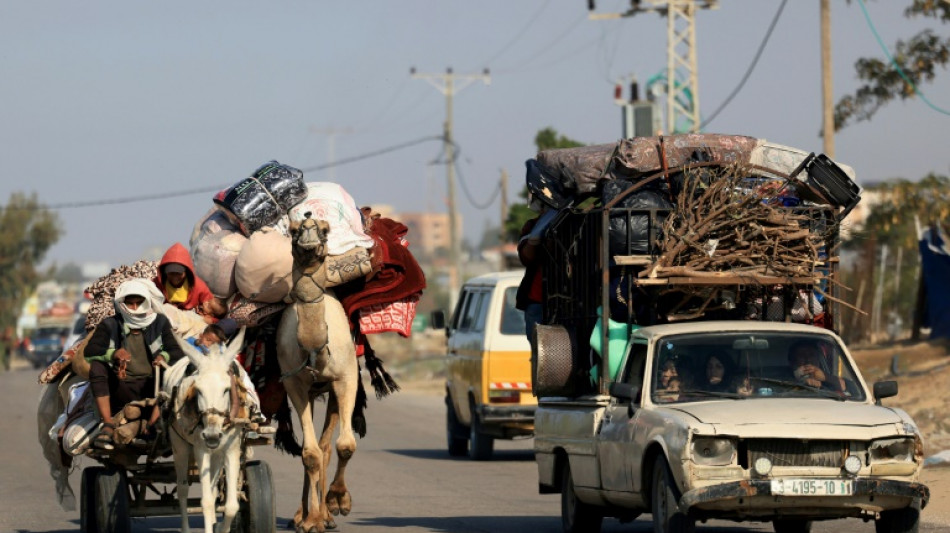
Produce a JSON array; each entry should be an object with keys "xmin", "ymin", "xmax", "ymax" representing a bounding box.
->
[
  {"xmin": 651, "ymin": 456, "xmax": 694, "ymax": 533},
  {"xmin": 445, "ymin": 394, "xmax": 468, "ymax": 457},
  {"xmin": 468, "ymin": 404, "xmax": 494, "ymax": 461},
  {"xmin": 561, "ymin": 460, "xmax": 602, "ymax": 533},
  {"xmin": 876, "ymin": 502, "xmax": 920, "ymax": 533}
]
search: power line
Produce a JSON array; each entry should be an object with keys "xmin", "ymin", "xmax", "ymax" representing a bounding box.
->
[
  {"xmin": 20, "ymin": 135, "xmax": 444, "ymax": 211},
  {"xmin": 477, "ymin": 0, "xmax": 553, "ymax": 69},
  {"xmin": 856, "ymin": 0, "xmax": 950, "ymax": 116},
  {"xmin": 493, "ymin": 12, "xmax": 588, "ymax": 74},
  {"xmin": 699, "ymin": 0, "xmax": 788, "ymax": 130}
]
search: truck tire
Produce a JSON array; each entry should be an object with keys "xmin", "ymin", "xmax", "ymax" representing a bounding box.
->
[
  {"xmin": 468, "ymin": 404, "xmax": 494, "ymax": 461},
  {"xmin": 445, "ymin": 394, "xmax": 468, "ymax": 457},
  {"xmin": 876, "ymin": 502, "xmax": 920, "ymax": 533},
  {"xmin": 80, "ymin": 466, "xmax": 104, "ymax": 533},
  {"xmin": 651, "ymin": 456, "xmax": 694, "ymax": 533},
  {"xmin": 773, "ymin": 519, "xmax": 813, "ymax": 533},
  {"xmin": 94, "ymin": 467, "xmax": 131, "ymax": 533},
  {"xmin": 560, "ymin": 460, "xmax": 602, "ymax": 533}
]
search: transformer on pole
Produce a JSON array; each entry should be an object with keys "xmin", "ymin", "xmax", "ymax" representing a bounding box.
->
[{"xmin": 590, "ymin": 0, "xmax": 719, "ymax": 134}]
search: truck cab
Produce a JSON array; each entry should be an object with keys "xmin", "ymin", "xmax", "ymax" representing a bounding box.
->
[{"xmin": 438, "ymin": 271, "xmax": 536, "ymax": 460}]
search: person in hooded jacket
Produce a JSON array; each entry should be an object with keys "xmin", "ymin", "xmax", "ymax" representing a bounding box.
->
[
  {"xmin": 85, "ymin": 278, "xmax": 185, "ymax": 449},
  {"xmin": 153, "ymin": 242, "xmax": 215, "ymax": 316}
]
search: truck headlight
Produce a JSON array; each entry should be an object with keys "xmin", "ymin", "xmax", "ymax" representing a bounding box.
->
[
  {"xmin": 691, "ymin": 437, "xmax": 736, "ymax": 466},
  {"xmin": 869, "ymin": 438, "xmax": 915, "ymax": 462}
]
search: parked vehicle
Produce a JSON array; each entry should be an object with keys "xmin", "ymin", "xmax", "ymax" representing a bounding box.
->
[
  {"xmin": 28, "ymin": 324, "xmax": 71, "ymax": 369},
  {"xmin": 432, "ymin": 271, "xmax": 536, "ymax": 460}
]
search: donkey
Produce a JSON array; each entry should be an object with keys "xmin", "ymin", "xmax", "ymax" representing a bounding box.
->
[{"xmin": 163, "ymin": 328, "xmax": 248, "ymax": 533}]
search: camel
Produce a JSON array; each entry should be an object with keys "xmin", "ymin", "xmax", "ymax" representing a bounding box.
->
[{"xmin": 277, "ymin": 213, "xmax": 359, "ymax": 533}]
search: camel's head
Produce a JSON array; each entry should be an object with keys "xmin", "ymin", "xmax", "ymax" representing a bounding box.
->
[
  {"xmin": 179, "ymin": 327, "xmax": 246, "ymax": 449},
  {"xmin": 290, "ymin": 212, "xmax": 330, "ymax": 262}
]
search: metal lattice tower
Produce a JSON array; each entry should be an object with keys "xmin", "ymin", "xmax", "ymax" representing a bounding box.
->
[{"xmin": 590, "ymin": 0, "xmax": 719, "ymax": 133}]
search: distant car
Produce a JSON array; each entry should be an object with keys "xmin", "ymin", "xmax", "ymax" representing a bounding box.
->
[{"xmin": 28, "ymin": 325, "xmax": 71, "ymax": 369}]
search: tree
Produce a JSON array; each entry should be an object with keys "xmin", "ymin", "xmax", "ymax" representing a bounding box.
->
[
  {"xmin": 503, "ymin": 128, "xmax": 585, "ymax": 241},
  {"xmin": 0, "ymin": 193, "xmax": 62, "ymax": 342},
  {"xmin": 835, "ymin": 1, "xmax": 949, "ymax": 130}
]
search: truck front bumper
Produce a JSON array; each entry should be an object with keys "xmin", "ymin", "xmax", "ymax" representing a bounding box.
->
[{"xmin": 680, "ymin": 478, "xmax": 929, "ymax": 517}]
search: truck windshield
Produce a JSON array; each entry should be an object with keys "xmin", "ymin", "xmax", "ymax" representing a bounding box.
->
[{"xmin": 650, "ymin": 332, "xmax": 866, "ymax": 403}]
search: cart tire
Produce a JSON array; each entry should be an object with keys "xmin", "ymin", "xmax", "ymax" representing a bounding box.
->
[
  {"xmin": 244, "ymin": 460, "xmax": 276, "ymax": 533},
  {"xmin": 468, "ymin": 403, "xmax": 494, "ymax": 461},
  {"xmin": 80, "ymin": 466, "xmax": 104, "ymax": 533},
  {"xmin": 445, "ymin": 394, "xmax": 468, "ymax": 457},
  {"xmin": 94, "ymin": 467, "xmax": 131, "ymax": 533}
]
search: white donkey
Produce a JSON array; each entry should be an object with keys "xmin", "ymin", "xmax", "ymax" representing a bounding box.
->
[{"xmin": 163, "ymin": 329, "xmax": 248, "ymax": 533}]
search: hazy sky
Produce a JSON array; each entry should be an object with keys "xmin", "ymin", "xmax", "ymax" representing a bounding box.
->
[{"xmin": 1, "ymin": 1, "xmax": 947, "ymax": 268}]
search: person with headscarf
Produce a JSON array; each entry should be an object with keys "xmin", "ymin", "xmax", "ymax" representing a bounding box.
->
[{"xmin": 85, "ymin": 278, "xmax": 184, "ymax": 449}]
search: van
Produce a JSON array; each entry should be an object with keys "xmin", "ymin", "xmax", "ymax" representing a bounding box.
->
[{"xmin": 433, "ymin": 271, "xmax": 536, "ymax": 460}]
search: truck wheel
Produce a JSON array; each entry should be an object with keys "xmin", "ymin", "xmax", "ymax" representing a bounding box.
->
[
  {"xmin": 94, "ymin": 467, "xmax": 131, "ymax": 533},
  {"xmin": 80, "ymin": 466, "xmax": 104, "ymax": 533},
  {"xmin": 651, "ymin": 456, "xmax": 694, "ymax": 533},
  {"xmin": 445, "ymin": 394, "xmax": 468, "ymax": 457},
  {"xmin": 773, "ymin": 519, "xmax": 813, "ymax": 533},
  {"xmin": 243, "ymin": 460, "xmax": 276, "ymax": 533},
  {"xmin": 560, "ymin": 460, "xmax": 602, "ymax": 533},
  {"xmin": 468, "ymin": 404, "xmax": 494, "ymax": 461},
  {"xmin": 876, "ymin": 502, "xmax": 921, "ymax": 533}
]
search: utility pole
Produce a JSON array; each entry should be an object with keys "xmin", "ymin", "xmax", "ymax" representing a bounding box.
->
[
  {"xmin": 310, "ymin": 126, "xmax": 354, "ymax": 181},
  {"xmin": 499, "ymin": 168, "xmax": 509, "ymax": 266},
  {"xmin": 820, "ymin": 0, "xmax": 835, "ymax": 158},
  {"xmin": 589, "ymin": 0, "xmax": 719, "ymax": 134},
  {"xmin": 411, "ymin": 66, "xmax": 491, "ymax": 308}
]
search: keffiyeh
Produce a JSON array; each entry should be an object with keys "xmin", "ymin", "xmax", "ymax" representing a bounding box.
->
[{"xmin": 114, "ymin": 278, "xmax": 165, "ymax": 329}]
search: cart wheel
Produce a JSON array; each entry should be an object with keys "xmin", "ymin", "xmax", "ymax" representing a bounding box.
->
[
  {"xmin": 243, "ymin": 460, "xmax": 276, "ymax": 533},
  {"xmin": 94, "ymin": 467, "xmax": 131, "ymax": 533},
  {"xmin": 80, "ymin": 466, "xmax": 104, "ymax": 533}
]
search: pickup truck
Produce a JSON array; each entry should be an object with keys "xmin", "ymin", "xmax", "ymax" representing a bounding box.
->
[
  {"xmin": 534, "ymin": 320, "xmax": 928, "ymax": 533},
  {"xmin": 527, "ymin": 135, "xmax": 928, "ymax": 532}
]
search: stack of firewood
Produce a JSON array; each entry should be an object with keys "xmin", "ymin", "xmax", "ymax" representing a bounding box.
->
[{"xmin": 640, "ymin": 165, "xmax": 833, "ymax": 281}]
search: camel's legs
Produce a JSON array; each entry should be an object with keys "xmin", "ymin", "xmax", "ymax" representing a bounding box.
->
[
  {"xmin": 318, "ymin": 391, "xmax": 340, "ymax": 528},
  {"xmin": 287, "ymin": 379, "xmax": 325, "ymax": 533},
  {"xmin": 325, "ymin": 378, "xmax": 356, "ymax": 517}
]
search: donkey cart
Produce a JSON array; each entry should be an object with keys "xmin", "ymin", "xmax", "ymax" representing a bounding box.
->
[{"xmin": 78, "ymin": 424, "xmax": 276, "ymax": 533}]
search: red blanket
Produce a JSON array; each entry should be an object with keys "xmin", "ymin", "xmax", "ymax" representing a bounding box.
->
[{"xmin": 338, "ymin": 217, "xmax": 426, "ymax": 320}]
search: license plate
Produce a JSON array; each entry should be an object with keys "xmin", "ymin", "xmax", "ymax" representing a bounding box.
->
[{"xmin": 770, "ymin": 479, "xmax": 854, "ymax": 496}]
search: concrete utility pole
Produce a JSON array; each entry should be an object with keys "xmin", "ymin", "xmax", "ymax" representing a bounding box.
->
[
  {"xmin": 411, "ymin": 67, "xmax": 491, "ymax": 308},
  {"xmin": 820, "ymin": 0, "xmax": 835, "ymax": 158},
  {"xmin": 310, "ymin": 126, "xmax": 354, "ymax": 181},
  {"xmin": 499, "ymin": 168, "xmax": 509, "ymax": 260},
  {"xmin": 590, "ymin": 0, "xmax": 719, "ymax": 134}
]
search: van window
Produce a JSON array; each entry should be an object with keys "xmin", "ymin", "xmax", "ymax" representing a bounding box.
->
[
  {"xmin": 499, "ymin": 287, "xmax": 525, "ymax": 336},
  {"xmin": 473, "ymin": 292, "xmax": 489, "ymax": 332},
  {"xmin": 459, "ymin": 291, "xmax": 486, "ymax": 331},
  {"xmin": 452, "ymin": 291, "xmax": 474, "ymax": 330}
]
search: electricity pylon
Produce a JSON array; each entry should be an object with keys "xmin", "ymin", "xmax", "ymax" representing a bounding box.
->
[{"xmin": 589, "ymin": 0, "xmax": 719, "ymax": 134}]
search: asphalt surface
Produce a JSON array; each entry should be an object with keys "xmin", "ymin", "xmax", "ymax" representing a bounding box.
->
[{"xmin": 0, "ymin": 356, "xmax": 939, "ymax": 533}]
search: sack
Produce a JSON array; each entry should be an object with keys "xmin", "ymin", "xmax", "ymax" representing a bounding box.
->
[
  {"xmin": 62, "ymin": 411, "xmax": 100, "ymax": 456},
  {"xmin": 214, "ymin": 161, "xmax": 308, "ymax": 236},
  {"xmin": 288, "ymin": 182, "xmax": 375, "ymax": 255},
  {"xmin": 235, "ymin": 227, "xmax": 293, "ymax": 303},
  {"xmin": 602, "ymin": 179, "xmax": 672, "ymax": 256},
  {"xmin": 190, "ymin": 208, "xmax": 247, "ymax": 298}
]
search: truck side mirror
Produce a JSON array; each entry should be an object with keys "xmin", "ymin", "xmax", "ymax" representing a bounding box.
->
[
  {"xmin": 608, "ymin": 382, "xmax": 638, "ymax": 402},
  {"xmin": 430, "ymin": 310, "xmax": 447, "ymax": 331},
  {"xmin": 873, "ymin": 380, "xmax": 898, "ymax": 404}
]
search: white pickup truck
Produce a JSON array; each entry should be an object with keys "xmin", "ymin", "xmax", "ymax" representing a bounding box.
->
[{"xmin": 533, "ymin": 320, "xmax": 929, "ymax": 533}]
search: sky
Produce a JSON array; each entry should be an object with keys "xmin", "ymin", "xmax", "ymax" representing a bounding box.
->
[{"xmin": 1, "ymin": 0, "xmax": 947, "ymax": 269}]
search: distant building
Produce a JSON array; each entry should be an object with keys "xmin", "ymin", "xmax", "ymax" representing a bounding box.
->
[{"xmin": 399, "ymin": 212, "xmax": 461, "ymax": 256}]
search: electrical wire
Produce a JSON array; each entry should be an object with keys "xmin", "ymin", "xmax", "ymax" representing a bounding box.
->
[
  {"xmin": 699, "ymin": 0, "xmax": 788, "ymax": 130},
  {"xmin": 22, "ymin": 135, "xmax": 444, "ymax": 211},
  {"xmin": 493, "ymin": 12, "xmax": 588, "ymax": 74},
  {"xmin": 856, "ymin": 0, "xmax": 950, "ymax": 116},
  {"xmin": 477, "ymin": 0, "xmax": 553, "ymax": 70},
  {"xmin": 453, "ymin": 156, "xmax": 501, "ymax": 210}
]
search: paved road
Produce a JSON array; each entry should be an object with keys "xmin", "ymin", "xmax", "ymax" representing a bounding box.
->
[{"xmin": 0, "ymin": 363, "xmax": 937, "ymax": 532}]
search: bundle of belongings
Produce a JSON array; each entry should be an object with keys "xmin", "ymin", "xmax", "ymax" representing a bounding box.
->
[{"xmin": 528, "ymin": 133, "xmax": 861, "ymax": 326}]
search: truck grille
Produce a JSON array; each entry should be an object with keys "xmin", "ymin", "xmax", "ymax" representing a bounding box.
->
[{"xmin": 744, "ymin": 439, "xmax": 845, "ymax": 468}]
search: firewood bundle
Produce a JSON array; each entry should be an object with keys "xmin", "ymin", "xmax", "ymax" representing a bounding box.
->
[{"xmin": 640, "ymin": 165, "xmax": 833, "ymax": 282}]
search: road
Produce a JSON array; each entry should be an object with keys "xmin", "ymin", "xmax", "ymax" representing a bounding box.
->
[{"xmin": 0, "ymin": 363, "xmax": 940, "ymax": 533}]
